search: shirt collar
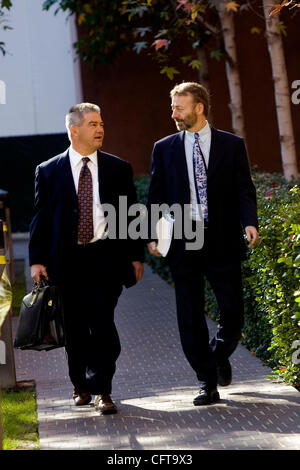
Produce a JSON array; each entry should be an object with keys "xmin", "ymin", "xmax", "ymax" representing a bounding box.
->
[
  {"xmin": 185, "ymin": 120, "xmax": 211, "ymax": 143},
  {"xmin": 69, "ymin": 146, "xmax": 98, "ymax": 167}
]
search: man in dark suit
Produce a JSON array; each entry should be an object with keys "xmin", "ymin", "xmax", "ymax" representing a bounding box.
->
[
  {"xmin": 29, "ymin": 103, "xmax": 144, "ymax": 414},
  {"xmin": 147, "ymin": 82, "xmax": 258, "ymax": 405}
]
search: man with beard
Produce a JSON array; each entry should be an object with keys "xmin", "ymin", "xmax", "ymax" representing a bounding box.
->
[
  {"xmin": 147, "ymin": 82, "xmax": 258, "ymax": 405},
  {"xmin": 29, "ymin": 103, "xmax": 144, "ymax": 414}
]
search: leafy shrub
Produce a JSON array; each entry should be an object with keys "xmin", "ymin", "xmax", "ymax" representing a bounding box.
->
[{"xmin": 242, "ymin": 173, "xmax": 300, "ymax": 388}]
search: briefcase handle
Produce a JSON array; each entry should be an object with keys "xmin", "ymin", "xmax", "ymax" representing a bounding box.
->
[{"xmin": 33, "ymin": 274, "xmax": 49, "ymax": 291}]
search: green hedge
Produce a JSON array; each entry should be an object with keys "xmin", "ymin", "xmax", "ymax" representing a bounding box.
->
[{"xmin": 135, "ymin": 172, "xmax": 300, "ymax": 390}]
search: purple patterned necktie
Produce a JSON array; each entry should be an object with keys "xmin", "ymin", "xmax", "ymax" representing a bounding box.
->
[
  {"xmin": 193, "ymin": 132, "xmax": 208, "ymax": 222},
  {"xmin": 77, "ymin": 157, "xmax": 94, "ymax": 244}
]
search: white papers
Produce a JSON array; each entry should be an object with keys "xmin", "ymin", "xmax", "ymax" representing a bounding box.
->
[{"xmin": 155, "ymin": 213, "xmax": 174, "ymax": 257}]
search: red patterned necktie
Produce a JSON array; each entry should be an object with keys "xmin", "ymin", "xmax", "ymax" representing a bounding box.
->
[{"xmin": 77, "ymin": 157, "xmax": 94, "ymax": 244}]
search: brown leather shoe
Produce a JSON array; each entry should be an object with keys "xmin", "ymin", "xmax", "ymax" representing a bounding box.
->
[
  {"xmin": 94, "ymin": 394, "xmax": 118, "ymax": 414},
  {"xmin": 73, "ymin": 391, "xmax": 92, "ymax": 406}
]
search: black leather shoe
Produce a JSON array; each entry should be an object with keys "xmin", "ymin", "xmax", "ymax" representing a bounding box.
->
[
  {"xmin": 217, "ymin": 359, "xmax": 232, "ymax": 386},
  {"xmin": 193, "ymin": 388, "xmax": 220, "ymax": 406}
]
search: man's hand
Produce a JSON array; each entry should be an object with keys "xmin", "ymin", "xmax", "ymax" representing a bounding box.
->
[
  {"xmin": 31, "ymin": 264, "xmax": 48, "ymax": 283},
  {"xmin": 132, "ymin": 261, "xmax": 144, "ymax": 282},
  {"xmin": 147, "ymin": 241, "xmax": 161, "ymax": 258},
  {"xmin": 245, "ymin": 226, "xmax": 259, "ymax": 249}
]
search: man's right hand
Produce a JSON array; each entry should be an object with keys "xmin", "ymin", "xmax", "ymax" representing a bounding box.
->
[
  {"xmin": 31, "ymin": 264, "xmax": 49, "ymax": 283},
  {"xmin": 147, "ymin": 242, "xmax": 162, "ymax": 258}
]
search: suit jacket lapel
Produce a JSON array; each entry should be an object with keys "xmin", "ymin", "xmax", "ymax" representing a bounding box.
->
[
  {"xmin": 207, "ymin": 126, "xmax": 224, "ymax": 180},
  {"xmin": 97, "ymin": 150, "xmax": 110, "ymax": 203},
  {"xmin": 171, "ymin": 131, "xmax": 190, "ymax": 203},
  {"xmin": 57, "ymin": 149, "xmax": 77, "ymax": 205}
]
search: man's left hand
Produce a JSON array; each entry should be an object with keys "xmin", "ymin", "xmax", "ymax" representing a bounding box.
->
[
  {"xmin": 245, "ymin": 226, "xmax": 259, "ymax": 249},
  {"xmin": 132, "ymin": 261, "xmax": 144, "ymax": 282}
]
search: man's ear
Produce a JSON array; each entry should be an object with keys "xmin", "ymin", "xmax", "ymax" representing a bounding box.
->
[
  {"xmin": 70, "ymin": 124, "xmax": 78, "ymax": 138},
  {"xmin": 196, "ymin": 102, "xmax": 204, "ymax": 117}
]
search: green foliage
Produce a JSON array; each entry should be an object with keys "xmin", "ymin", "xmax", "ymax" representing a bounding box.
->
[
  {"xmin": 160, "ymin": 66, "xmax": 180, "ymax": 80},
  {"xmin": 41, "ymin": 0, "xmax": 300, "ymax": 79},
  {"xmin": 135, "ymin": 172, "xmax": 300, "ymax": 389},
  {"xmin": 1, "ymin": 0, "xmax": 12, "ymax": 9},
  {"xmin": 123, "ymin": 0, "xmax": 217, "ymax": 77},
  {"xmin": 210, "ymin": 49, "xmax": 222, "ymax": 61},
  {"xmin": 243, "ymin": 173, "xmax": 300, "ymax": 388},
  {"xmin": 134, "ymin": 173, "xmax": 151, "ymax": 206},
  {"xmin": 42, "ymin": 0, "xmax": 221, "ymax": 77},
  {"xmin": 43, "ymin": 0, "xmax": 138, "ymax": 65}
]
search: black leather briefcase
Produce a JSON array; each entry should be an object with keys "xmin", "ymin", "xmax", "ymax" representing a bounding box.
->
[{"xmin": 14, "ymin": 277, "xmax": 65, "ymax": 351}]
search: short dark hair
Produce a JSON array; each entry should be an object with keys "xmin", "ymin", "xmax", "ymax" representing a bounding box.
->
[{"xmin": 170, "ymin": 82, "xmax": 210, "ymax": 117}]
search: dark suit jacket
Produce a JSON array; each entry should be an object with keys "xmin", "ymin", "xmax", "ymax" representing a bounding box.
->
[
  {"xmin": 147, "ymin": 127, "xmax": 258, "ymax": 267},
  {"xmin": 29, "ymin": 149, "xmax": 144, "ymax": 285}
]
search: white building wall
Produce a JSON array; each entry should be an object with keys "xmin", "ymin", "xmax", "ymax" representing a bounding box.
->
[{"xmin": 0, "ymin": 1, "xmax": 82, "ymax": 138}]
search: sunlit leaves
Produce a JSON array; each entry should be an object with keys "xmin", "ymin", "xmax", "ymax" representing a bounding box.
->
[
  {"xmin": 77, "ymin": 12, "xmax": 86, "ymax": 25},
  {"xmin": 225, "ymin": 1, "xmax": 240, "ymax": 13},
  {"xmin": 154, "ymin": 29, "xmax": 169, "ymax": 39},
  {"xmin": 181, "ymin": 55, "xmax": 202, "ymax": 72},
  {"xmin": 210, "ymin": 49, "xmax": 222, "ymax": 61},
  {"xmin": 83, "ymin": 3, "xmax": 92, "ymax": 14},
  {"xmin": 268, "ymin": 0, "xmax": 300, "ymax": 16},
  {"xmin": 153, "ymin": 38, "xmax": 169, "ymax": 50},
  {"xmin": 176, "ymin": 0, "xmax": 189, "ymax": 10},
  {"xmin": 135, "ymin": 27, "xmax": 151, "ymax": 37},
  {"xmin": 189, "ymin": 59, "xmax": 202, "ymax": 69},
  {"xmin": 42, "ymin": 0, "xmax": 251, "ymax": 79},
  {"xmin": 277, "ymin": 21, "xmax": 287, "ymax": 36},
  {"xmin": 133, "ymin": 41, "xmax": 148, "ymax": 53},
  {"xmin": 160, "ymin": 66, "xmax": 180, "ymax": 79},
  {"xmin": 181, "ymin": 55, "xmax": 193, "ymax": 64},
  {"xmin": 250, "ymin": 26, "xmax": 262, "ymax": 34}
]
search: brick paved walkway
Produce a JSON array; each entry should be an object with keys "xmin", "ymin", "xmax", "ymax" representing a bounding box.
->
[{"xmin": 12, "ymin": 236, "xmax": 300, "ymax": 450}]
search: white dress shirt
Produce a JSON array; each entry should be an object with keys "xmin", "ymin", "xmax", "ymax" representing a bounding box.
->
[
  {"xmin": 69, "ymin": 146, "xmax": 107, "ymax": 243},
  {"xmin": 184, "ymin": 121, "xmax": 211, "ymax": 220}
]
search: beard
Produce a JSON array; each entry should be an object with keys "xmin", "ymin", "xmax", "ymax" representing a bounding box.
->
[{"xmin": 174, "ymin": 110, "xmax": 198, "ymax": 131}]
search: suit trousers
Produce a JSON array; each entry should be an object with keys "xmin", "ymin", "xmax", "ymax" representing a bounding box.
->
[
  {"xmin": 60, "ymin": 239, "xmax": 123, "ymax": 395},
  {"xmin": 171, "ymin": 233, "xmax": 244, "ymax": 390}
]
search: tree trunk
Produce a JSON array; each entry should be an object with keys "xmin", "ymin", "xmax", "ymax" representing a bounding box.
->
[
  {"xmin": 218, "ymin": 1, "xmax": 246, "ymax": 139},
  {"xmin": 196, "ymin": 47, "xmax": 210, "ymax": 91},
  {"xmin": 263, "ymin": 0, "xmax": 299, "ymax": 180},
  {"xmin": 196, "ymin": 47, "xmax": 214, "ymax": 123}
]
